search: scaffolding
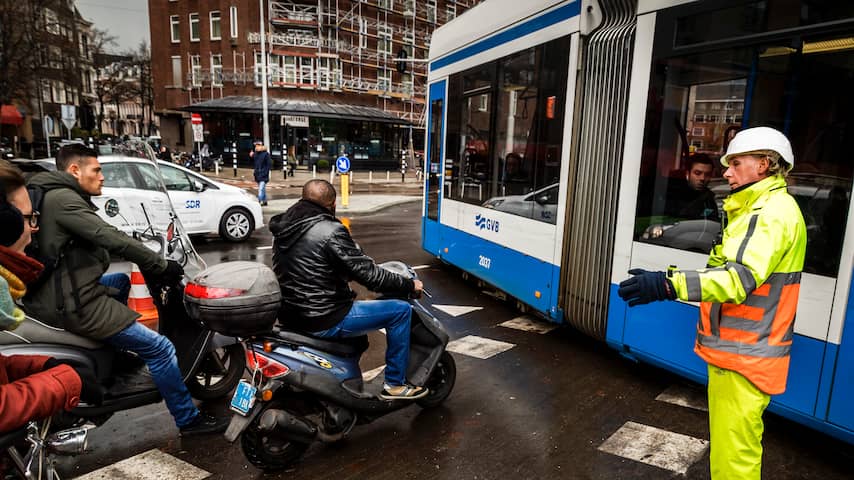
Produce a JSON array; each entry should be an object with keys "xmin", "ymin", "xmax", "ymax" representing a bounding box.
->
[{"xmin": 236, "ymin": 0, "xmax": 478, "ymax": 130}]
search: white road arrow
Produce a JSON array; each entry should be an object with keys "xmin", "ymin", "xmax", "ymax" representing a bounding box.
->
[{"xmin": 432, "ymin": 304, "xmax": 483, "ymax": 317}]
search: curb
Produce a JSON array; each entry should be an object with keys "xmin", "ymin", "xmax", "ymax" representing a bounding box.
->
[{"xmin": 261, "ymin": 197, "xmax": 421, "ymax": 216}]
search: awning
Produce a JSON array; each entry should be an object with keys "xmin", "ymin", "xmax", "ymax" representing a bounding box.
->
[
  {"xmin": 0, "ymin": 105, "xmax": 23, "ymax": 126},
  {"xmin": 180, "ymin": 96, "xmax": 411, "ymax": 125}
]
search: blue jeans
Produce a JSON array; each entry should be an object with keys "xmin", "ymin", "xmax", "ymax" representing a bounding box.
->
[
  {"xmin": 104, "ymin": 322, "xmax": 199, "ymax": 428},
  {"xmin": 258, "ymin": 180, "xmax": 267, "ymax": 202},
  {"xmin": 100, "ymin": 273, "xmax": 130, "ymax": 305},
  {"xmin": 314, "ymin": 300, "xmax": 412, "ymax": 386}
]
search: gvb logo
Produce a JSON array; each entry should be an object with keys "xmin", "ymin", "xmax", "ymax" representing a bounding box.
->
[{"xmin": 474, "ymin": 214, "xmax": 499, "ymax": 233}]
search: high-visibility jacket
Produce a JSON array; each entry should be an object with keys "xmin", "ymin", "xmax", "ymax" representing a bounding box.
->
[{"xmin": 670, "ymin": 176, "xmax": 807, "ymax": 395}]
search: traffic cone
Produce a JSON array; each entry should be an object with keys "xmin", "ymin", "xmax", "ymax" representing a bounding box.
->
[{"xmin": 128, "ymin": 264, "xmax": 159, "ymax": 331}]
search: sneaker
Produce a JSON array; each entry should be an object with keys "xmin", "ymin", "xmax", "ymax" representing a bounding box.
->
[
  {"xmin": 379, "ymin": 383, "xmax": 428, "ymax": 400},
  {"xmin": 179, "ymin": 412, "xmax": 229, "ymax": 437}
]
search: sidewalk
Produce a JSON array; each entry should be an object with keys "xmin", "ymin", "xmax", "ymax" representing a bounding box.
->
[
  {"xmin": 264, "ymin": 194, "xmax": 421, "ymax": 215},
  {"xmin": 201, "ymin": 165, "xmax": 424, "ymax": 191},
  {"xmin": 201, "ymin": 165, "xmax": 423, "ymax": 214}
]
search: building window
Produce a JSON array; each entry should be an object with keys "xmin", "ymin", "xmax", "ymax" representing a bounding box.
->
[
  {"xmin": 211, "ymin": 54, "xmax": 223, "ymax": 86},
  {"xmin": 378, "ymin": 0, "xmax": 393, "ymax": 10},
  {"xmin": 691, "ymin": 127, "xmax": 704, "ymax": 136},
  {"xmin": 299, "ymin": 57, "xmax": 313, "ymax": 85},
  {"xmin": 230, "ymin": 6, "xmax": 238, "ymax": 38},
  {"xmin": 446, "ymin": 4, "xmax": 456, "ymax": 21},
  {"xmin": 254, "ymin": 52, "xmax": 264, "ymax": 86},
  {"xmin": 378, "ymin": 68, "xmax": 391, "ymax": 91},
  {"xmin": 402, "ymin": 72, "xmax": 413, "ymax": 95},
  {"xmin": 191, "ymin": 55, "xmax": 201, "ymax": 87},
  {"xmin": 210, "ymin": 11, "xmax": 221, "ymax": 40},
  {"xmin": 189, "ymin": 13, "xmax": 200, "ymax": 42},
  {"xmin": 170, "ymin": 15, "xmax": 180, "ymax": 43},
  {"xmin": 359, "ymin": 19, "xmax": 368, "ymax": 49},
  {"xmin": 41, "ymin": 80, "xmax": 51, "ymax": 102},
  {"xmin": 693, "ymin": 114, "xmax": 705, "ymax": 122},
  {"xmin": 426, "ymin": 0, "xmax": 437, "ymax": 23},
  {"xmin": 283, "ymin": 56, "xmax": 297, "ymax": 84},
  {"xmin": 403, "ymin": 32, "xmax": 414, "ymax": 45},
  {"xmin": 378, "ymin": 24, "xmax": 392, "ymax": 55},
  {"xmin": 403, "ymin": 0, "xmax": 415, "ymax": 16},
  {"xmin": 171, "ymin": 56, "xmax": 182, "ymax": 86},
  {"xmin": 44, "ymin": 9, "xmax": 59, "ymax": 35},
  {"xmin": 53, "ymin": 81, "xmax": 65, "ymax": 104}
]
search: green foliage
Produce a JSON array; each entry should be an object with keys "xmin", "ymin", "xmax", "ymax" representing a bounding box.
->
[{"xmin": 317, "ymin": 159, "xmax": 330, "ymax": 170}]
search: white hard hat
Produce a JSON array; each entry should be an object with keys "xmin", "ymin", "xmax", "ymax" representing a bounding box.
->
[{"xmin": 721, "ymin": 126, "xmax": 794, "ymax": 170}]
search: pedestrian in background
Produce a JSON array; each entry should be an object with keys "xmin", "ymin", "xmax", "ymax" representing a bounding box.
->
[
  {"xmin": 617, "ymin": 127, "xmax": 806, "ymax": 479},
  {"xmin": 253, "ymin": 141, "xmax": 271, "ymax": 206}
]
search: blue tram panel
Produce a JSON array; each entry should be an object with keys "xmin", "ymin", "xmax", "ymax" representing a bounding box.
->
[{"xmin": 423, "ymin": 0, "xmax": 854, "ymax": 445}]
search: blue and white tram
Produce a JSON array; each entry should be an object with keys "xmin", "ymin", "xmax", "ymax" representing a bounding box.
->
[{"xmin": 421, "ymin": 0, "xmax": 854, "ymax": 443}]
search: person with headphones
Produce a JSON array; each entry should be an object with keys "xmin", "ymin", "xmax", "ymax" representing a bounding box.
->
[{"xmin": 0, "ymin": 161, "xmax": 101, "ymax": 432}]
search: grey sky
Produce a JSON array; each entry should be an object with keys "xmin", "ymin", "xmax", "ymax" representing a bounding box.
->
[{"xmin": 76, "ymin": 0, "xmax": 150, "ymax": 53}]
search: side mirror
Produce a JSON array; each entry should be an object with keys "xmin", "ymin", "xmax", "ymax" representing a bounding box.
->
[
  {"xmin": 535, "ymin": 195, "xmax": 549, "ymax": 205},
  {"xmin": 193, "ymin": 180, "xmax": 207, "ymax": 192}
]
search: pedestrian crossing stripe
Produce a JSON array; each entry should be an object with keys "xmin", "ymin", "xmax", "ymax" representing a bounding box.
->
[
  {"xmin": 499, "ymin": 315, "xmax": 557, "ymax": 334},
  {"xmin": 73, "ymin": 448, "xmax": 210, "ymax": 480},
  {"xmin": 432, "ymin": 304, "xmax": 483, "ymax": 317},
  {"xmin": 656, "ymin": 384, "xmax": 709, "ymax": 412},
  {"xmin": 598, "ymin": 421, "xmax": 709, "ymax": 475},
  {"xmin": 446, "ymin": 335, "xmax": 515, "ymax": 359}
]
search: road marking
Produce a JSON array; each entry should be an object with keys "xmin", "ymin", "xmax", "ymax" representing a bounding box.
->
[
  {"xmin": 446, "ymin": 335, "xmax": 515, "ymax": 359},
  {"xmin": 362, "ymin": 365, "xmax": 385, "ymax": 381},
  {"xmin": 412, "ymin": 265, "xmax": 430, "ymax": 270},
  {"xmin": 499, "ymin": 315, "xmax": 558, "ymax": 334},
  {"xmin": 656, "ymin": 384, "xmax": 708, "ymax": 412},
  {"xmin": 256, "ymin": 245, "xmax": 273, "ymax": 250},
  {"xmin": 433, "ymin": 304, "xmax": 483, "ymax": 317},
  {"xmin": 74, "ymin": 448, "xmax": 210, "ymax": 480},
  {"xmin": 598, "ymin": 421, "xmax": 709, "ymax": 475}
]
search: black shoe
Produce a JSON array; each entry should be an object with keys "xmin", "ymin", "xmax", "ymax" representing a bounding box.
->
[
  {"xmin": 179, "ymin": 412, "xmax": 229, "ymax": 437},
  {"xmin": 260, "ymin": 201, "xmax": 268, "ymax": 206}
]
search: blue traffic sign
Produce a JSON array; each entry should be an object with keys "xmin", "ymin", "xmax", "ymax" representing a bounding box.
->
[{"xmin": 336, "ymin": 156, "xmax": 351, "ymax": 174}]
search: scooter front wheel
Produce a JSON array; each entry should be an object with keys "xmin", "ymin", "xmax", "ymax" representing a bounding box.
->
[
  {"xmin": 240, "ymin": 400, "xmax": 311, "ymax": 471},
  {"xmin": 416, "ymin": 351, "xmax": 456, "ymax": 409}
]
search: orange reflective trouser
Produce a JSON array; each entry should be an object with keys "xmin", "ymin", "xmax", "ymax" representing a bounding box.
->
[{"xmin": 708, "ymin": 365, "xmax": 771, "ymax": 479}]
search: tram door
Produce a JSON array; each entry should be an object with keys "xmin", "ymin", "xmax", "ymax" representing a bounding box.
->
[{"xmin": 423, "ymin": 80, "xmax": 446, "ymax": 255}]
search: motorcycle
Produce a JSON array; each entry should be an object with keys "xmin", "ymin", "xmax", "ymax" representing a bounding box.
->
[
  {"xmin": 184, "ymin": 260, "xmax": 456, "ymax": 471},
  {"xmin": 0, "ymin": 141, "xmax": 244, "ymax": 479}
]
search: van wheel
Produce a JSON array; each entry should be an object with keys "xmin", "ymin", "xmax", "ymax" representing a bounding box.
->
[
  {"xmin": 220, "ymin": 208, "xmax": 254, "ymax": 242},
  {"xmin": 186, "ymin": 344, "xmax": 245, "ymax": 400}
]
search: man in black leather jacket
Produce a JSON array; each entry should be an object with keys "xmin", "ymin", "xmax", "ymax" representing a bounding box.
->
[{"xmin": 271, "ymin": 180, "xmax": 427, "ymax": 399}]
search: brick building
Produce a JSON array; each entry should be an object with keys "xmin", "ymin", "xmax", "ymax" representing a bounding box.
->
[{"xmin": 149, "ymin": 0, "xmax": 480, "ymax": 169}]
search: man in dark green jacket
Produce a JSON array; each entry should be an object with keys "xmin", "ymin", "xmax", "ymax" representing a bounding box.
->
[{"xmin": 23, "ymin": 144, "xmax": 226, "ymax": 436}]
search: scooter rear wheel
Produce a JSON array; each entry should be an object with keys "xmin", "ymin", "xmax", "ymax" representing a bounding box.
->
[
  {"xmin": 416, "ymin": 351, "xmax": 456, "ymax": 408},
  {"xmin": 241, "ymin": 400, "xmax": 311, "ymax": 471},
  {"xmin": 186, "ymin": 344, "xmax": 245, "ymax": 401}
]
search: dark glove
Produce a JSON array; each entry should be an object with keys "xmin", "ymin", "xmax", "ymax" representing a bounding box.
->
[
  {"xmin": 163, "ymin": 260, "xmax": 184, "ymax": 281},
  {"xmin": 617, "ymin": 269, "xmax": 676, "ymax": 307},
  {"xmin": 43, "ymin": 358, "xmax": 104, "ymax": 405}
]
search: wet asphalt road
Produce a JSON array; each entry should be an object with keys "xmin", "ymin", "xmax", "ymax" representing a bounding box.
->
[{"xmin": 57, "ymin": 202, "xmax": 854, "ymax": 479}]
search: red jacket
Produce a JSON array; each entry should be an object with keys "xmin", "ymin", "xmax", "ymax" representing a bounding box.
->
[{"xmin": 0, "ymin": 354, "xmax": 81, "ymax": 432}]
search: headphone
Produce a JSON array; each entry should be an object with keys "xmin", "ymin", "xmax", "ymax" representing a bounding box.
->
[{"xmin": 0, "ymin": 179, "xmax": 24, "ymax": 248}]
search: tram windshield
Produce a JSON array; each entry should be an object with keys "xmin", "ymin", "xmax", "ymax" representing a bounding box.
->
[{"xmin": 634, "ymin": 5, "xmax": 854, "ymax": 277}]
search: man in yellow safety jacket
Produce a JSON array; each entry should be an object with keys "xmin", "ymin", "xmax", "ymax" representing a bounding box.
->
[{"xmin": 618, "ymin": 126, "xmax": 807, "ymax": 479}]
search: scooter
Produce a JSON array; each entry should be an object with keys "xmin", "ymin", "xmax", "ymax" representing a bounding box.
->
[
  {"xmin": 0, "ymin": 214, "xmax": 244, "ymax": 479},
  {"xmin": 202, "ymin": 261, "xmax": 456, "ymax": 471}
]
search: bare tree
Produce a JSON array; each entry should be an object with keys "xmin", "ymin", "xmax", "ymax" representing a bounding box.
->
[
  {"xmin": 125, "ymin": 41, "xmax": 154, "ymax": 136},
  {"xmin": 88, "ymin": 27, "xmax": 117, "ymax": 132},
  {"xmin": 0, "ymin": 0, "xmax": 53, "ymax": 105}
]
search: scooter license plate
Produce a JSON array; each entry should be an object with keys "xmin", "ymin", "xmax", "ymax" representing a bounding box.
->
[{"xmin": 230, "ymin": 380, "xmax": 257, "ymax": 416}]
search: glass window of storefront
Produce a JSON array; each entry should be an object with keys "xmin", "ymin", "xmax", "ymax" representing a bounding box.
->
[{"xmin": 635, "ymin": 1, "xmax": 854, "ymax": 277}]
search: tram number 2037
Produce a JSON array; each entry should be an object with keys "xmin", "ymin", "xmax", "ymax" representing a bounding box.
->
[{"xmin": 478, "ymin": 255, "xmax": 492, "ymax": 269}]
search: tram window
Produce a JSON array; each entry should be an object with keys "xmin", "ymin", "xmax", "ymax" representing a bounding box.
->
[
  {"xmin": 636, "ymin": 25, "xmax": 854, "ymax": 277},
  {"xmin": 445, "ymin": 35, "xmax": 570, "ymax": 224}
]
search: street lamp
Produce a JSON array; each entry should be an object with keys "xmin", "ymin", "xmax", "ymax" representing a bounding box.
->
[{"xmin": 259, "ymin": 0, "xmax": 270, "ymax": 149}]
